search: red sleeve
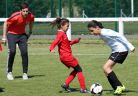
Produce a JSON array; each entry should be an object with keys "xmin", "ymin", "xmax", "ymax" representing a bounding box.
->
[
  {"xmin": 27, "ymin": 13, "xmax": 34, "ymax": 22},
  {"xmin": 7, "ymin": 14, "xmax": 18, "ymax": 26},
  {"xmin": 69, "ymin": 38, "xmax": 80, "ymax": 45},
  {"xmin": 49, "ymin": 32, "xmax": 64, "ymax": 51},
  {"xmin": 0, "ymin": 43, "xmax": 2, "ymax": 52},
  {"xmin": 30, "ymin": 13, "xmax": 34, "ymax": 22}
]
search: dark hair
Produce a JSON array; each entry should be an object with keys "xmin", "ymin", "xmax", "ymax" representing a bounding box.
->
[
  {"xmin": 20, "ymin": 2, "xmax": 29, "ymax": 10},
  {"xmin": 51, "ymin": 17, "xmax": 69, "ymax": 29},
  {"xmin": 87, "ymin": 20, "xmax": 104, "ymax": 28}
]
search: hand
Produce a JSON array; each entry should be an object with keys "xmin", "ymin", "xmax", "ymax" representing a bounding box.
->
[
  {"xmin": 26, "ymin": 33, "xmax": 32, "ymax": 39},
  {"xmin": 26, "ymin": 31, "xmax": 32, "ymax": 39},
  {"xmin": 131, "ymin": 48, "xmax": 135, "ymax": 53},
  {"xmin": 27, "ymin": 34, "xmax": 31, "ymax": 39},
  {"xmin": 77, "ymin": 37, "xmax": 81, "ymax": 43},
  {"xmin": 50, "ymin": 50, "xmax": 55, "ymax": 53},
  {"xmin": 1, "ymin": 37, "xmax": 7, "ymax": 46}
]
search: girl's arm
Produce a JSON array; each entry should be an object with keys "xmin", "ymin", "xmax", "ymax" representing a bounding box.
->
[
  {"xmin": 69, "ymin": 37, "xmax": 81, "ymax": 45},
  {"xmin": 49, "ymin": 32, "xmax": 64, "ymax": 52}
]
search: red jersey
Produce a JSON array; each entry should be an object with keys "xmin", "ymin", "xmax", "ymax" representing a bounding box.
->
[
  {"xmin": 7, "ymin": 11, "xmax": 34, "ymax": 34},
  {"xmin": 50, "ymin": 30, "xmax": 80, "ymax": 58}
]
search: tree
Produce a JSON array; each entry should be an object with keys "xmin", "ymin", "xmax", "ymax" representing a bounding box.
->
[
  {"xmin": 0, "ymin": 0, "xmax": 6, "ymax": 17},
  {"xmin": 0, "ymin": 0, "xmax": 138, "ymax": 18}
]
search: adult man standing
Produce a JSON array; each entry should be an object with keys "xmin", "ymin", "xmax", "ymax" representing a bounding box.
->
[{"xmin": 2, "ymin": 2, "xmax": 34, "ymax": 80}]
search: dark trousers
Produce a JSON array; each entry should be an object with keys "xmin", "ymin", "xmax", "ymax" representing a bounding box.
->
[{"xmin": 7, "ymin": 33, "xmax": 28, "ymax": 73}]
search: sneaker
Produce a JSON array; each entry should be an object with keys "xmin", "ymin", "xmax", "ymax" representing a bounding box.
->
[
  {"xmin": 80, "ymin": 89, "xmax": 90, "ymax": 93},
  {"xmin": 61, "ymin": 84, "xmax": 71, "ymax": 92},
  {"xmin": 7, "ymin": 72, "xmax": 14, "ymax": 80},
  {"xmin": 121, "ymin": 85, "xmax": 126, "ymax": 91},
  {"xmin": 22, "ymin": 73, "xmax": 28, "ymax": 80},
  {"xmin": 114, "ymin": 86, "xmax": 123, "ymax": 94}
]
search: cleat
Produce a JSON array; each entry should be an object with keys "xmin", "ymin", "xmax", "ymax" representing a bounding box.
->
[
  {"xmin": 61, "ymin": 84, "xmax": 71, "ymax": 92},
  {"xmin": 7, "ymin": 72, "xmax": 14, "ymax": 80},
  {"xmin": 80, "ymin": 89, "xmax": 90, "ymax": 93},
  {"xmin": 114, "ymin": 86, "xmax": 123, "ymax": 95},
  {"xmin": 121, "ymin": 85, "xmax": 126, "ymax": 91},
  {"xmin": 22, "ymin": 73, "xmax": 28, "ymax": 80}
]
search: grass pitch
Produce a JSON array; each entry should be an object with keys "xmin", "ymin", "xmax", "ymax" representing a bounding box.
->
[{"xmin": 0, "ymin": 39, "xmax": 138, "ymax": 96}]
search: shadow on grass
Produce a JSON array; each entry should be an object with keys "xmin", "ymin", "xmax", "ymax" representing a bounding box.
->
[
  {"xmin": 14, "ymin": 74, "xmax": 45, "ymax": 79},
  {"xmin": 59, "ymin": 87, "xmax": 80, "ymax": 93},
  {"xmin": 123, "ymin": 89, "xmax": 138, "ymax": 93},
  {"xmin": 103, "ymin": 89, "xmax": 138, "ymax": 96},
  {"xmin": 0, "ymin": 87, "xmax": 4, "ymax": 93}
]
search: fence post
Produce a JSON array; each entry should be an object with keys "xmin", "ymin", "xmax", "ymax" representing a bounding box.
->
[
  {"xmin": 58, "ymin": 0, "xmax": 62, "ymax": 17},
  {"xmin": 118, "ymin": 17, "xmax": 124, "ymax": 35},
  {"xmin": 66, "ymin": 22, "xmax": 71, "ymax": 40}
]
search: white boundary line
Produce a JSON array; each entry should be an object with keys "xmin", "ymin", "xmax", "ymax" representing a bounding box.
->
[{"xmin": 27, "ymin": 53, "xmax": 108, "ymax": 56}]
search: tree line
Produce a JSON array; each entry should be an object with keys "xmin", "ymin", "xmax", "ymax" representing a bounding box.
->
[{"xmin": 0, "ymin": 0, "xmax": 138, "ymax": 18}]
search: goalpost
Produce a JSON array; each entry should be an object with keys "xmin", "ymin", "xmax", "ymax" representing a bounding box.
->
[{"xmin": 1, "ymin": 17, "xmax": 138, "ymax": 40}]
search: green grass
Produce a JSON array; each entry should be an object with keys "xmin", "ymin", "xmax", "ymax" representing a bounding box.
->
[{"xmin": 0, "ymin": 39, "xmax": 138, "ymax": 96}]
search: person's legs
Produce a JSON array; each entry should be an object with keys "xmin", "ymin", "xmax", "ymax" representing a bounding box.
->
[
  {"xmin": 61, "ymin": 56, "xmax": 88, "ymax": 93},
  {"xmin": 103, "ymin": 59, "xmax": 124, "ymax": 94},
  {"xmin": 7, "ymin": 33, "xmax": 17, "ymax": 73},
  {"xmin": 64, "ymin": 70, "xmax": 77, "ymax": 86},
  {"xmin": 74, "ymin": 65, "xmax": 86, "ymax": 90},
  {"xmin": 18, "ymin": 34, "xmax": 28, "ymax": 74},
  {"xmin": 61, "ymin": 70, "xmax": 77, "ymax": 92},
  {"xmin": 62, "ymin": 65, "xmax": 87, "ymax": 92},
  {"xmin": 6, "ymin": 33, "xmax": 17, "ymax": 80},
  {"xmin": 104, "ymin": 51, "xmax": 128, "ymax": 94}
]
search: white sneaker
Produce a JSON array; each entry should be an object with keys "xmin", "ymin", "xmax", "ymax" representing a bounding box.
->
[
  {"xmin": 7, "ymin": 72, "xmax": 14, "ymax": 80},
  {"xmin": 22, "ymin": 73, "xmax": 28, "ymax": 80}
]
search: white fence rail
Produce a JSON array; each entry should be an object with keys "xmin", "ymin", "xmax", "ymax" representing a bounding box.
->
[{"xmin": 1, "ymin": 17, "xmax": 138, "ymax": 40}]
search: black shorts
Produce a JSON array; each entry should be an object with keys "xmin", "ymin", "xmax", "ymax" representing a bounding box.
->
[{"xmin": 109, "ymin": 51, "xmax": 128, "ymax": 64}]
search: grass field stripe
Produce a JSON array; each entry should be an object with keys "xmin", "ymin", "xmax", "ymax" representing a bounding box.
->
[{"xmin": 26, "ymin": 53, "xmax": 109, "ymax": 56}]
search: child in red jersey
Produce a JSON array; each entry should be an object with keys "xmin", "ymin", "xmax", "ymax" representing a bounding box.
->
[{"xmin": 49, "ymin": 18, "xmax": 89, "ymax": 93}]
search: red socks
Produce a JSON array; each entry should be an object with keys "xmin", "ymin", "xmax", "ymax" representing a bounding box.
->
[
  {"xmin": 65, "ymin": 70, "xmax": 77, "ymax": 86},
  {"xmin": 65, "ymin": 71, "xmax": 86, "ymax": 89},
  {"xmin": 77, "ymin": 72, "xmax": 86, "ymax": 90}
]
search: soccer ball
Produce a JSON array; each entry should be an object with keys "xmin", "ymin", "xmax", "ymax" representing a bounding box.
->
[{"xmin": 90, "ymin": 83, "xmax": 103, "ymax": 95}]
